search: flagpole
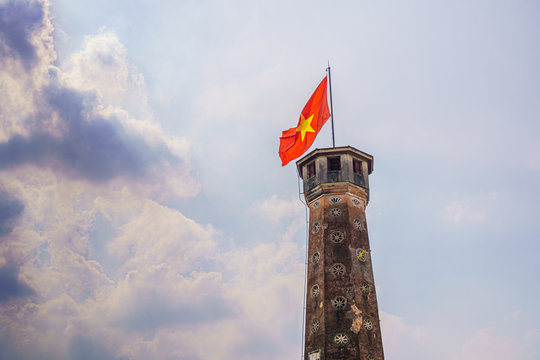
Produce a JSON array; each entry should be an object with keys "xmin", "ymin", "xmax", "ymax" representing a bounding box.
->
[{"xmin": 327, "ymin": 63, "xmax": 335, "ymax": 148}]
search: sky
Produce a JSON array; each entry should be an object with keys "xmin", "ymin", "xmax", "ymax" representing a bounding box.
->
[{"xmin": 0, "ymin": 0, "xmax": 539, "ymax": 359}]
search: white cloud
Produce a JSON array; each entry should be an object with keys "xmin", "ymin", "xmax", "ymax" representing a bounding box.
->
[
  {"xmin": 451, "ymin": 310, "xmax": 540, "ymax": 360},
  {"xmin": 453, "ymin": 327, "xmax": 539, "ymax": 360},
  {"xmin": 60, "ymin": 29, "xmax": 153, "ymax": 125},
  {"xmin": 379, "ymin": 311, "xmax": 428, "ymax": 358},
  {"xmin": 105, "ymin": 198, "xmax": 217, "ymax": 275},
  {"xmin": 0, "ymin": 161, "xmax": 305, "ymax": 360},
  {"xmin": 257, "ymin": 194, "xmax": 304, "ymax": 224},
  {"xmin": 442, "ymin": 191, "xmax": 500, "ymax": 225},
  {"xmin": 378, "ymin": 310, "xmax": 540, "ymax": 360}
]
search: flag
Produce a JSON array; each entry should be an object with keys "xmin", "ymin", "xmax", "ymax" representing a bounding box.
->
[{"xmin": 279, "ymin": 76, "xmax": 331, "ymax": 166}]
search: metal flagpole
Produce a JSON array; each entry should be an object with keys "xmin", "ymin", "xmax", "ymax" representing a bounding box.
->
[{"xmin": 327, "ymin": 63, "xmax": 335, "ymax": 148}]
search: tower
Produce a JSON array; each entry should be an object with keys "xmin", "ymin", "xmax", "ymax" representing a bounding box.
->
[{"xmin": 297, "ymin": 146, "xmax": 384, "ymax": 360}]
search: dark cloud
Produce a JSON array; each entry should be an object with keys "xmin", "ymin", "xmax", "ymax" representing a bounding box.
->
[
  {"xmin": 123, "ymin": 293, "xmax": 231, "ymax": 332},
  {"xmin": 69, "ymin": 337, "xmax": 129, "ymax": 360},
  {"xmin": 0, "ymin": 333, "xmax": 127, "ymax": 360},
  {"xmin": 0, "ymin": 0, "xmax": 44, "ymax": 67},
  {"xmin": 235, "ymin": 331, "xmax": 283, "ymax": 358},
  {"xmin": 0, "ymin": 189, "xmax": 24, "ymax": 236},
  {"xmin": 0, "ymin": 84, "xmax": 180, "ymax": 182},
  {"xmin": 0, "ymin": 334, "xmax": 56, "ymax": 360},
  {"xmin": 0, "ymin": 263, "xmax": 35, "ymax": 302}
]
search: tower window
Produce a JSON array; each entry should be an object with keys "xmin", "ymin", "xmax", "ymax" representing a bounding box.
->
[
  {"xmin": 330, "ymin": 207, "xmax": 342, "ymax": 217},
  {"xmin": 307, "ymin": 162, "xmax": 316, "ymax": 178},
  {"xmin": 353, "ymin": 159, "xmax": 362, "ymax": 175},
  {"xmin": 330, "ymin": 231, "xmax": 344, "ymax": 243},
  {"xmin": 360, "ymin": 281, "xmax": 370, "ymax": 295},
  {"xmin": 311, "ymin": 284, "xmax": 320, "ymax": 298},
  {"xmin": 363, "ymin": 316, "xmax": 374, "ymax": 331},
  {"xmin": 310, "ymin": 319, "xmax": 320, "ymax": 334},
  {"xmin": 311, "ymin": 222, "xmax": 321, "ymax": 234},
  {"xmin": 353, "ymin": 218, "xmax": 364, "ymax": 230},
  {"xmin": 330, "ymin": 263, "xmax": 346, "ymax": 278},
  {"xmin": 311, "ymin": 252, "xmax": 321, "ymax": 265},
  {"xmin": 333, "ymin": 332, "xmax": 350, "ymax": 347},
  {"xmin": 329, "ymin": 196, "xmax": 342, "ymax": 204},
  {"xmin": 331, "ymin": 296, "xmax": 347, "ymax": 310},
  {"xmin": 328, "ymin": 157, "xmax": 341, "ymax": 171}
]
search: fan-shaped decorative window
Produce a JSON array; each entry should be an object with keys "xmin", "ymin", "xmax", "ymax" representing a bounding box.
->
[
  {"xmin": 330, "ymin": 263, "xmax": 346, "ymax": 278},
  {"xmin": 311, "ymin": 252, "xmax": 320, "ymax": 265},
  {"xmin": 351, "ymin": 198, "xmax": 362, "ymax": 207},
  {"xmin": 311, "ymin": 284, "xmax": 320, "ymax": 298},
  {"xmin": 359, "ymin": 281, "xmax": 370, "ymax": 295},
  {"xmin": 353, "ymin": 218, "xmax": 364, "ymax": 230},
  {"xmin": 366, "ymin": 354, "xmax": 376, "ymax": 360},
  {"xmin": 331, "ymin": 296, "xmax": 347, "ymax": 310},
  {"xmin": 310, "ymin": 319, "xmax": 320, "ymax": 334},
  {"xmin": 330, "ymin": 208, "xmax": 342, "ymax": 217},
  {"xmin": 312, "ymin": 201, "xmax": 320, "ymax": 209},
  {"xmin": 329, "ymin": 196, "xmax": 342, "ymax": 204},
  {"xmin": 330, "ymin": 231, "xmax": 344, "ymax": 243},
  {"xmin": 363, "ymin": 316, "xmax": 374, "ymax": 331},
  {"xmin": 311, "ymin": 222, "xmax": 320, "ymax": 234},
  {"xmin": 333, "ymin": 332, "xmax": 349, "ymax": 347}
]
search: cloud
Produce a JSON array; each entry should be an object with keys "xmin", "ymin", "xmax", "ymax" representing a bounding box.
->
[
  {"xmin": 0, "ymin": 262, "xmax": 34, "ymax": 302},
  {"xmin": 69, "ymin": 337, "xmax": 129, "ymax": 360},
  {"xmin": 61, "ymin": 30, "xmax": 150, "ymax": 121},
  {"xmin": 0, "ymin": 188, "xmax": 24, "ymax": 236},
  {"xmin": 443, "ymin": 201, "xmax": 487, "ymax": 225},
  {"xmin": 379, "ymin": 311, "xmax": 427, "ymax": 358},
  {"xmin": 0, "ymin": 2, "xmax": 218, "ymax": 357},
  {"xmin": 0, "ymin": 0, "xmax": 44, "ymax": 66},
  {"xmin": 0, "ymin": 0, "xmax": 55, "ymax": 141},
  {"xmin": 378, "ymin": 309, "xmax": 540, "ymax": 360},
  {"xmin": 0, "ymin": 174, "xmax": 222, "ymax": 358},
  {"xmin": 453, "ymin": 326, "xmax": 540, "ymax": 360},
  {"xmin": 257, "ymin": 194, "xmax": 304, "ymax": 223},
  {"xmin": 0, "ymin": 163, "xmax": 306, "ymax": 359},
  {"xmin": 0, "ymin": 0, "xmax": 197, "ymax": 199},
  {"xmin": 442, "ymin": 191, "xmax": 500, "ymax": 225},
  {"xmin": 115, "ymin": 270, "xmax": 231, "ymax": 331},
  {"xmin": 0, "ymin": 88, "xmax": 148, "ymax": 182}
]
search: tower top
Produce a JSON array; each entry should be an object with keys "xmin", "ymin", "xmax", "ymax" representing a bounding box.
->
[{"xmin": 296, "ymin": 146, "xmax": 374, "ymax": 204}]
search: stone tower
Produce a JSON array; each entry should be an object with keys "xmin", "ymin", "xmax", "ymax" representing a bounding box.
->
[{"xmin": 297, "ymin": 146, "xmax": 384, "ymax": 360}]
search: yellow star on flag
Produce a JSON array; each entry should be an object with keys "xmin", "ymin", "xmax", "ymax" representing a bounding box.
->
[{"xmin": 296, "ymin": 113, "xmax": 315, "ymax": 141}]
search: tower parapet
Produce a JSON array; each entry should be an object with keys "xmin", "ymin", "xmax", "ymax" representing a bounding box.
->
[{"xmin": 297, "ymin": 146, "xmax": 383, "ymax": 360}]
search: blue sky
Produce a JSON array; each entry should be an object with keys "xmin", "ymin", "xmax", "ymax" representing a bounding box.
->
[{"xmin": 1, "ymin": 0, "xmax": 539, "ymax": 359}]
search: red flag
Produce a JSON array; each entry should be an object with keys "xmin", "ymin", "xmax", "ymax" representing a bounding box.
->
[{"xmin": 279, "ymin": 76, "xmax": 331, "ymax": 166}]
